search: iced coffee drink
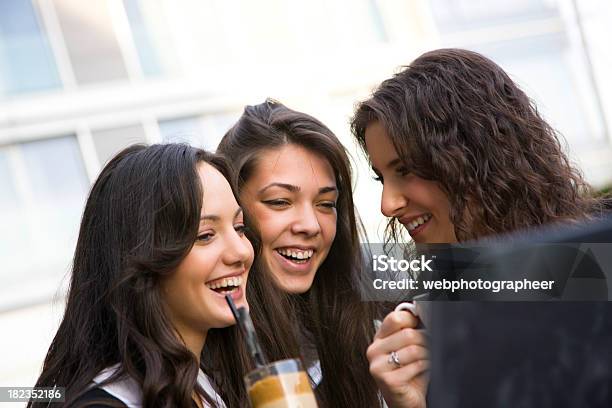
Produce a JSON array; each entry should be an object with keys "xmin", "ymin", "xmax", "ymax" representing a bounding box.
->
[{"xmin": 245, "ymin": 359, "xmax": 318, "ymax": 408}]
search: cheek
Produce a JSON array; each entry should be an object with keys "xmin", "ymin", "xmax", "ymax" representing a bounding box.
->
[
  {"xmin": 254, "ymin": 211, "xmax": 291, "ymax": 247},
  {"xmin": 410, "ymin": 180, "xmax": 443, "ymax": 209},
  {"xmin": 319, "ymin": 213, "xmax": 337, "ymax": 248},
  {"xmin": 430, "ymin": 187, "xmax": 453, "ymax": 219},
  {"xmin": 179, "ymin": 250, "xmax": 217, "ymax": 282},
  {"xmin": 244, "ymin": 238, "xmax": 255, "ymax": 268}
]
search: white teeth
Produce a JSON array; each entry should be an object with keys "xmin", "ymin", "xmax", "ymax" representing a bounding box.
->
[
  {"xmin": 276, "ymin": 248, "xmax": 313, "ymax": 260},
  {"xmin": 206, "ymin": 276, "xmax": 243, "ymax": 290},
  {"xmin": 407, "ymin": 214, "xmax": 432, "ymax": 231}
]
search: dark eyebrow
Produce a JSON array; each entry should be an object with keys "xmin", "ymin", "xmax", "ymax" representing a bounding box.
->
[
  {"xmin": 200, "ymin": 208, "xmax": 243, "ymax": 222},
  {"xmin": 372, "ymin": 158, "xmax": 403, "ymax": 175},
  {"xmin": 259, "ymin": 183, "xmax": 337, "ymax": 195},
  {"xmin": 258, "ymin": 182, "xmax": 300, "ymax": 194},
  {"xmin": 319, "ymin": 186, "xmax": 338, "ymax": 194},
  {"xmin": 386, "ymin": 158, "xmax": 402, "ymax": 169}
]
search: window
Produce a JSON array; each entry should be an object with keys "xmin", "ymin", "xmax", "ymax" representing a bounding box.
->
[
  {"xmin": 430, "ymin": 0, "xmax": 559, "ymax": 32},
  {"xmin": 91, "ymin": 124, "xmax": 147, "ymax": 166},
  {"xmin": 159, "ymin": 111, "xmax": 240, "ymax": 151},
  {"xmin": 0, "ymin": 0, "xmax": 61, "ymax": 96},
  {"xmin": 52, "ymin": 0, "xmax": 129, "ymax": 84},
  {"xmin": 0, "ymin": 136, "xmax": 89, "ymax": 311},
  {"xmin": 122, "ymin": 0, "xmax": 175, "ymax": 77}
]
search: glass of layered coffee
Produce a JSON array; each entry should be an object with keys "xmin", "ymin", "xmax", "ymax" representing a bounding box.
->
[{"xmin": 245, "ymin": 359, "xmax": 318, "ymax": 408}]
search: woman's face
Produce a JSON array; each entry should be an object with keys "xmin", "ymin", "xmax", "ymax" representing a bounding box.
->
[
  {"xmin": 242, "ymin": 144, "xmax": 338, "ymax": 294},
  {"xmin": 365, "ymin": 121, "xmax": 457, "ymax": 243},
  {"xmin": 161, "ymin": 162, "xmax": 254, "ymax": 335}
]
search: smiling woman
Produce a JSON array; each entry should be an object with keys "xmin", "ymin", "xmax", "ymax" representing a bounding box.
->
[
  {"xmin": 364, "ymin": 121, "xmax": 456, "ymax": 244},
  {"xmin": 160, "ymin": 162, "xmax": 253, "ymax": 346},
  {"xmin": 29, "ymin": 144, "xmax": 259, "ymax": 407},
  {"xmin": 352, "ymin": 48, "xmax": 604, "ymax": 245},
  {"xmin": 240, "ymin": 144, "xmax": 338, "ymax": 294},
  {"xmin": 218, "ymin": 100, "xmax": 384, "ymax": 408},
  {"xmin": 351, "ymin": 48, "xmax": 610, "ymax": 408}
]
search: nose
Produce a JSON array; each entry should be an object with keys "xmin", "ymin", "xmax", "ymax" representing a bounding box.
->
[
  {"xmin": 222, "ymin": 228, "xmax": 254, "ymax": 267},
  {"xmin": 380, "ymin": 182, "xmax": 408, "ymax": 218},
  {"xmin": 290, "ymin": 204, "xmax": 321, "ymax": 237}
]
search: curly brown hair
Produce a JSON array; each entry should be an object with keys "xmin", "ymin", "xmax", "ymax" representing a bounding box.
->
[{"xmin": 351, "ymin": 48, "xmax": 604, "ymax": 242}]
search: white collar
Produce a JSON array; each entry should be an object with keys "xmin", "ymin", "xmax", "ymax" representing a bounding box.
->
[{"xmin": 92, "ymin": 364, "xmax": 226, "ymax": 408}]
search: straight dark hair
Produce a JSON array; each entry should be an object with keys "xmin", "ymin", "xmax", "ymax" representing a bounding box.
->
[
  {"xmin": 30, "ymin": 144, "xmax": 255, "ymax": 407},
  {"xmin": 352, "ymin": 48, "xmax": 604, "ymax": 243},
  {"xmin": 217, "ymin": 100, "xmax": 384, "ymax": 407}
]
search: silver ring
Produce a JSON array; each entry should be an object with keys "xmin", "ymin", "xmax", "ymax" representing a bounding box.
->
[{"xmin": 388, "ymin": 350, "xmax": 401, "ymax": 368}]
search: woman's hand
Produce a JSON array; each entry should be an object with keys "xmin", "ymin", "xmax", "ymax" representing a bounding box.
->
[{"xmin": 367, "ymin": 310, "xmax": 429, "ymax": 408}]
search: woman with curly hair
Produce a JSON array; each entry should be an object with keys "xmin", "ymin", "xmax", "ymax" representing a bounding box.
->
[{"xmin": 350, "ymin": 48, "xmax": 607, "ymax": 407}]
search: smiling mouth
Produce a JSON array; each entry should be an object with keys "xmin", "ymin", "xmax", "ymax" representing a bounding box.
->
[
  {"xmin": 275, "ymin": 248, "xmax": 314, "ymax": 264},
  {"xmin": 205, "ymin": 275, "xmax": 243, "ymax": 295},
  {"xmin": 403, "ymin": 213, "xmax": 432, "ymax": 232}
]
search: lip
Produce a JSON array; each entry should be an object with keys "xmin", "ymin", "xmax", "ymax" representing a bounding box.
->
[
  {"xmin": 272, "ymin": 248, "xmax": 315, "ymax": 275},
  {"xmin": 274, "ymin": 245, "xmax": 317, "ymax": 251},
  {"xmin": 208, "ymin": 285, "xmax": 244, "ymax": 302},
  {"xmin": 399, "ymin": 213, "xmax": 430, "ymax": 225}
]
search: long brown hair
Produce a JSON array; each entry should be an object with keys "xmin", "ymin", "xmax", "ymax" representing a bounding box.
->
[
  {"xmin": 217, "ymin": 100, "xmax": 383, "ymax": 407},
  {"xmin": 30, "ymin": 144, "xmax": 257, "ymax": 407},
  {"xmin": 352, "ymin": 48, "xmax": 604, "ymax": 242}
]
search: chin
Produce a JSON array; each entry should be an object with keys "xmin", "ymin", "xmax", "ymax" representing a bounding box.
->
[
  {"xmin": 209, "ymin": 299, "xmax": 248, "ymax": 328},
  {"xmin": 278, "ymin": 276, "xmax": 315, "ymax": 295},
  {"xmin": 212, "ymin": 313, "xmax": 240, "ymax": 329},
  {"xmin": 232, "ymin": 295, "xmax": 249, "ymax": 309}
]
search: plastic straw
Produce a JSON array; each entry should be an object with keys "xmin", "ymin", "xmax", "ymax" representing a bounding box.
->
[{"xmin": 225, "ymin": 295, "xmax": 268, "ymax": 368}]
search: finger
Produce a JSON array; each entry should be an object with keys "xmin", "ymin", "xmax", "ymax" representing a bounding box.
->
[
  {"xmin": 376, "ymin": 311, "xmax": 420, "ymax": 339},
  {"xmin": 380, "ymin": 359, "xmax": 430, "ymax": 388},
  {"xmin": 371, "ymin": 328, "xmax": 427, "ymax": 357},
  {"xmin": 367, "ymin": 329, "xmax": 427, "ymax": 368},
  {"xmin": 369, "ymin": 345, "xmax": 429, "ymax": 375}
]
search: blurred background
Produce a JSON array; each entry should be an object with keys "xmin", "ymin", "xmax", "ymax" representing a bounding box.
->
[{"xmin": 1, "ymin": 0, "xmax": 612, "ymax": 395}]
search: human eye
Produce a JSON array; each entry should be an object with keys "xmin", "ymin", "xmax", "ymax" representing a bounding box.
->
[
  {"xmin": 234, "ymin": 223, "xmax": 248, "ymax": 236},
  {"xmin": 396, "ymin": 165, "xmax": 410, "ymax": 177},
  {"xmin": 261, "ymin": 198, "xmax": 290, "ymax": 208},
  {"xmin": 196, "ymin": 231, "xmax": 215, "ymax": 243},
  {"xmin": 372, "ymin": 170, "xmax": 383, "ymax": 183},
  {"xmin": 318, "ymin": 200, "xmax": 337, "ymax": 209}
]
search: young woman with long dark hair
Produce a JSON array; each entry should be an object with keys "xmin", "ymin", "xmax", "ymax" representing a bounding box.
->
[
  {"xmin": 30, "ymin": 144, "xmax": 262, "ymax": 407},
  {"xmin": 351, "ymin": 48, "xmax": 607, "ymax": 407},
  {"xmin": 217, "ymin": 100, "xmax": 384, "ymax": 407}
]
